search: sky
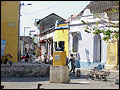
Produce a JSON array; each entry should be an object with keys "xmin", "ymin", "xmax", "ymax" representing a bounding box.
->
[{"xmin": 20, "ymin": 1, "xmax": 90, "ymax": 36}]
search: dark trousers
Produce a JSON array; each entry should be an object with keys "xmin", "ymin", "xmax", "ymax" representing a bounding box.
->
[
  {"xmin": 44, "ymin": 59, "xmax": 46, "ymax": 64},
  {"xmin": 70, "ymin": 65, "xmax": 75, "ymax": 73},
  {"xmin": 25, "ymin": 58, "xmax": 29, "ymax": 62}
]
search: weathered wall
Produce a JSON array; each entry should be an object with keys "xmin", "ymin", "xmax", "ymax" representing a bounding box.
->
[
  {"xmin": 1, "ymin": 1, "xmax": 20, "ymax": 63},
  {"xmin": 105, "ymin": 41, "xmax": 119, "ymax": 69},
  {"xmin": 1, "ymin": 64, "xmax": 50, "ymax": 77}
]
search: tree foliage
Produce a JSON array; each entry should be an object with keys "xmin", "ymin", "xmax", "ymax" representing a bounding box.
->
[{"xmin": 82, "ymin": 1, "xmax": 119, "ymax": 42}]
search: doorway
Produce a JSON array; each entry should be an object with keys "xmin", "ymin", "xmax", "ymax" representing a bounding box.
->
[{"xmin": 93, "ymin": 34, "xmax": 101, "ymax": 62}]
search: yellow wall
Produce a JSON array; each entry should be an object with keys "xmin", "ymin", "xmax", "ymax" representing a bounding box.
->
[
  {"xmin": 53, "ymin": 51, "xmax": 66, "ymax": 66},
  {"xmin": 54, "ymin": 23, "xmax": 69, "ymax": 57},
  {"xmin": 1, "ymin": 1, "xmax": 20, "ymax": 63},
  {"xmin": 105, "ymin": 41, "xmax": 118, "ymax": 69}
]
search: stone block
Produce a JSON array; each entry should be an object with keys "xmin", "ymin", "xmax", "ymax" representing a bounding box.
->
[{"xmin": 50, "ymin": 66, "xmax": 70, "ymax": 83}]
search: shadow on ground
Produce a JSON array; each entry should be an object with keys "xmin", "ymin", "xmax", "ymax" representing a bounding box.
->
[
  {"xmin": 1, "ymin": 72, "xmax": 118, "ymax": 83},
  {"xmin": 1, "ymin": 77, "xmax": 49, "ymax": 82}
]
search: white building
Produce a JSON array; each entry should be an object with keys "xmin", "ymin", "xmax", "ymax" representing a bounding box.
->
[
  {"xmin": 68, "ymin": 1, "xmax": 118, "ymax": 69},
  {"xmin": 19, "ymin": 36, "xmax": 36, "ymax": 56}
]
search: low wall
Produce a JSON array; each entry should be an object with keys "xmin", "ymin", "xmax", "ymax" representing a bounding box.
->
[
  {"xmin": 1, "ymin": 63, "xmax": 50, "ymax": 77},
  {"xmin": 69, "ymin": 60, "xmax": 105, "ymax": 70}
]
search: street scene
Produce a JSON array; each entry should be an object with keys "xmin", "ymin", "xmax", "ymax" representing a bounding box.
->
[{"xmin": 1, "ymin": 1, "xmax": 119, "ymax": 89}]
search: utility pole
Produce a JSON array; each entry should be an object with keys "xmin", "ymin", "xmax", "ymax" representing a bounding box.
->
[
  {"xmin": 19, "ymin": 1, "xmax": 32, "ymax": 60},
  {"xmin": 18, "ymin": 1, "xmax": 21, "ymax": 62}
]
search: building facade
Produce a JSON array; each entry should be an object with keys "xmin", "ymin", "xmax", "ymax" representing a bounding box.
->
[
  {"xmin": 1, "ymin": 1, "xmax": 20, "ymax": 63},
  {"xmin": 68, "ymin": 1, "xmax": 119, "ymax": 69},
  {"xmin": 34, "ymin": 13, "xmax": 66, "ymax": 63},
  {"xmin": 69, "ymin": 12, "xmax": 107, "ymax": 69}
]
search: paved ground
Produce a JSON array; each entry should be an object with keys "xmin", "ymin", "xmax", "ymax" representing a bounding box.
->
[{"xmin": 1, "ymin": 68, "xmax": 119, "ymax": 89}]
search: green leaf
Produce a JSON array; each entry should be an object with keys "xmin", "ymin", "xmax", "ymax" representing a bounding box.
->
[
  {"xmin": 85, "ymin": 29, "xmax": 91, "ymax": 33},
  {"xmin": 81, "ymin": 20, "xmax": 86, "ymax": 24},
  {"xmin": 93, "ymin": 29, "xmax": 102, "ymax": 34},
  {"xmin": 101, "ymin": 30, "xmax": 104, "ymax": 33},
  {"xmin": 103, "ymin": 30, "xmax": 112, "ymax": 36},
  {"xmin": 112, "ymin": 8, "xmax": 117, "ymax": 13},
  {"xmin": 32, "ymin": 37, "xmax": 35, "ymax": 41},
  {"xmin": 115, "ymin": 1, "xmax": 119, "ymax": 5},
  {"xmin": 114, "ymin": 33, "xmax": 119, "ymax": 38},
  {"xmin": 103, "ymin": 36, "xmax": 110, "ymax": 41},
  {"xmin": 86, "ymin": 26, "xmax": 89, "ymax": 29}
]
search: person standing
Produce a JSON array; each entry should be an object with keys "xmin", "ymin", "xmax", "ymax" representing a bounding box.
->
[
  {"xmin": 25, "ymin": 53, "xmax": 29, "ymax": 62},
  {"xmin": 69, "ymin": 54, "xmax": 75, "ymax": 73},
  {"xmin": 44, "ymin": 53, "xmax": 47, "ymax": 64},
  {"xmin": 31, "ymin": 52, "xmax": 36, "ymax": 62}
]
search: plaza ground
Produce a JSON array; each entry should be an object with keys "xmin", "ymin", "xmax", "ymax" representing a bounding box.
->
[{"xmin": 1, "ymin": 68, "xmax": 119, "ymax": 89}]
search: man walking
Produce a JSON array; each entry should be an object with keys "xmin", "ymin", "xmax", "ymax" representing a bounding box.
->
[
  {"xmin": 44, "ymin": 53, "xmax": 47, "ymax": 64},
  {"xmin": 69, "ymin": 54, "xmax": 75, "ymax": 73}
]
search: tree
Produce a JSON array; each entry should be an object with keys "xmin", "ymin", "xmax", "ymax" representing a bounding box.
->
[{"xmin": 82, "ymin": 1, "xmax": 119, "ymax": 42}]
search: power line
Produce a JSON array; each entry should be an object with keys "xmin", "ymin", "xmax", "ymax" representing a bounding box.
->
[
  {"xmin": 22, "ymin": 10, "xmax": 33, "ymax": 21},
  {"xmin": 21, "ymin": 1, "xmax": 64, "ymax": 15},
  {"xmin": 23, "ymin": 7, "xmax": 35, "ymax": 20}
]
